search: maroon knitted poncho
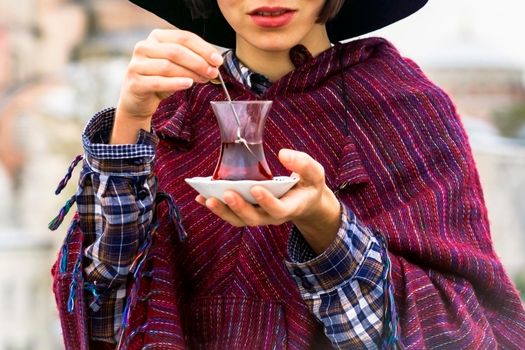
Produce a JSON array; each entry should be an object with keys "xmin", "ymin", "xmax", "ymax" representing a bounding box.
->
[{"xmin": 52, "ymin": 38, "xmax": 525, "ymax": 349}]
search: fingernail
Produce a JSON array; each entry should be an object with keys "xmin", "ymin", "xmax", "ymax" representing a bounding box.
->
[
  {"xmin": 251, "ymin": 188, "xmax": 262, "ymax": 200},
  {"xmin": 207, "ymin": 66, "xmax": 218, "ymax": 77},
  {"xmin": 280, "ymin": 149, "xmax": 292, "ymax": 163},
  {"xmin": 223, "ymin": 195, "xmax": 235, "ymax": 206},
  {"xmin": 211, "ymin": 52, "xmax": 223, "ymax": 65},
  {"xmin": 181, "ymin": 78, "xmax": 193, "ymax": 88}
]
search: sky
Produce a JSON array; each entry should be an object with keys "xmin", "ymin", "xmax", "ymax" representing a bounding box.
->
[{"xmin": 371, "ymin": 0, "xmax": 525, "ymax": 69}]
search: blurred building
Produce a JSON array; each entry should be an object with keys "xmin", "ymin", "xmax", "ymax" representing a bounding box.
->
[
  {"xmin": 423, "ymin": 36, "xmax": 525, "ymax": 124},
  {"xmin": 422, "ymin": 38, "xmax": 525, "ymax": 129}
]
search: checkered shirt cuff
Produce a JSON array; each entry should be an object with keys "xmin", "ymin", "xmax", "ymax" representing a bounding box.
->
[
  {"xmin": 82, "ymin": 108, "xmax": 158, "ymax": 176},
  {"xmin": 286, "ymin": 204, "xmax": 377, "ymax": 293},
  {"xmin": 285, "ymin": 205, "xmax": 388, "ymax": 348}
]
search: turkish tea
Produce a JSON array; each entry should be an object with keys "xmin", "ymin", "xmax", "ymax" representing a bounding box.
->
[
  {"xmin": 213, "ymin": 142, "xmax": 272, "ymax": 180},
  {"xmin": 210, "ymin": 101, "xmax": 273, "ymax": 181}
]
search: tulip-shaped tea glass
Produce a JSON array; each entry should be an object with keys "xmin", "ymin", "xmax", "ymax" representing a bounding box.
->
[
  {"xmin": 185, "ymin": 100, "xmax": 299, "ymax": 204},
  {"xmin": 211, "ymin": 100, "xmax": 273, "ymax": 181}
]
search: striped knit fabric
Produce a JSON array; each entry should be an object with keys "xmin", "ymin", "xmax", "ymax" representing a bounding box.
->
[{"xmin": 52, "ymin": 37, "xmax": 525, "ymax": 349}]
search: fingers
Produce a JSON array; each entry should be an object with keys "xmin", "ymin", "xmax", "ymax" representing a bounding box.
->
[
  {"xmin": 127, "ymin": 75, "xmax": 194, "ymax": 96},
  {"xmin": 222, "ymin": 191, "xmax": 286, "ymax": 226},
  {"xmin": 130, "ymin": 57, "xmax": 210, "ymax": 84},
  {"xmin": 115, "ymin": 29, "xmax": 222, "ymax": 131},
  {"xmin": 278, "ymin": 149, "xmax": 325, "ymax": 185},
  {"xmin": 127, "ymin": 29, "xmax": 224, "ymax": 96},
  {"xmin": 199, "ymin": 196, "xmax": 247, "ymax": 227},
  {"xmin": 195, "ymin": 192, "xmax": 285, "ymax": 227},
  {"xmin": 249, "ymin": 186, "xmax": 290, "ymax": 220},
  {"xmin": 126, "ymin": 29, "xmax": 224, "ymax": 104},
  {"xmin": 133, "ymin": 41, "xmax": 220, "ymax": 81},
  {"xmin": 148, "ymin": 29, "xmax": 223, "ymax": 66},
  {"xmin": 196, "ymin": 194, "xmax": 248, "ymax": 227},
  {"xmin": 251, "ymin": 184, "xmax": 319, "ymax": 221}
]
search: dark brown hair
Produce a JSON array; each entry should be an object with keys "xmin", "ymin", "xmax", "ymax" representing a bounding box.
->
[
  {"xmin": 317, "ymin": 0, "xmax": 346, "ymax": 23},
  {"xmin": 185, "ymin": 0, "xmax": 346, "ymax": 23}
]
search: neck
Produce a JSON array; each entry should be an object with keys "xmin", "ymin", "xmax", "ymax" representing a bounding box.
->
[{"xmin": 235, "ymin": 24, "xmax": 331, "ymax": 82}]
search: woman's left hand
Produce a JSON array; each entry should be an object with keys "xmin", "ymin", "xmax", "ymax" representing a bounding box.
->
[{"xmin": 195, "ymin": 149, "xmax": 341, "ymax": 254}]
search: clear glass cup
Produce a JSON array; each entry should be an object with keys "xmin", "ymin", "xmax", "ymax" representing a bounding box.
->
[{"xmin": 211, "ymin": 101, "xmax": 273, "ymax": 181}]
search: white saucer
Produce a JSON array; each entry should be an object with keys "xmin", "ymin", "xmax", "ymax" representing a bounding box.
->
[{"xmin": 185, "ymin": 176, "xmax": 299, "ymax": 204}]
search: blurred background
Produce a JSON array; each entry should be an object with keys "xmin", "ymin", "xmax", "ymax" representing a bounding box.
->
[{"xmin": 0, "ymin": 0, "xmax": 524, "ymax": 348}]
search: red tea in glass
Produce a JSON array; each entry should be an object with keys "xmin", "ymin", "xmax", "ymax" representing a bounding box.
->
[
  {"xmin": 213, "ymin": 142, "xmax": 272, "ymax": 180},
  {"xmin": 211, "ymin": 101, "xmax": 273, "ymax": 181}
]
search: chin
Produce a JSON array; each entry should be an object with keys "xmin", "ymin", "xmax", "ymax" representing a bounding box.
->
[
  {"xmin": 255, "ymin": 42, "xmax": 298, "ymax": 52},
  {"xmin": 240, "ymin": 32, "xmax": 303, "ymax": 52}
]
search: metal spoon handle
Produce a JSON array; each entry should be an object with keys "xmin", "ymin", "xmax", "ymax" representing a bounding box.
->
[
  {"xmin": 216, "ymin": 70, "xmax": 256, "ymax": 157},
  {"xmin": 217, "ymin": 70, "xmax": 242, "ymax": 128}
]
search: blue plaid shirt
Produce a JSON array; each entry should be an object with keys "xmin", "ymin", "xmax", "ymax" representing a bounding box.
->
[{"xmin": 63, "ymin": 49, "xmax": 397, "ymax": 348}]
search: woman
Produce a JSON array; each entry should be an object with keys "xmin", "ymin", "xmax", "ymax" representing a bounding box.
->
[{"xmin": 51, "ymin": 0, "xmax": 525, "ymax": 349}]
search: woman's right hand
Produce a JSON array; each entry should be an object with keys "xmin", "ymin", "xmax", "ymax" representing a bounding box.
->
[{"xmin": 111, "ymin": 29, "xmax": 224, "ymax": 144}]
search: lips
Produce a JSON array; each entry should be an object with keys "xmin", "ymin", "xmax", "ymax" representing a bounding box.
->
[
  {"xmin": 250, "ymin": 8, "xmax": 290, "ymax": 16},
  {"xmin": 248, "ymin": 7, "xmax": 297, "ymax": 28}
]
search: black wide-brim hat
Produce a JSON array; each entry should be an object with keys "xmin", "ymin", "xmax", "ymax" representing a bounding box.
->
[{"xmin": 130, "ymin": 0, "xmax": 428, "ymax": 48}]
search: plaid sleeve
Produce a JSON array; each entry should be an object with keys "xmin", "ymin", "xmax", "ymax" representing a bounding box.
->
[
  {"xmin": 77, "ymin": 108, "xmax": 158, "ymax": 343},
  {"xmin": 286, "ymin": 204, "xmax": 396, "ymax": 350}
]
